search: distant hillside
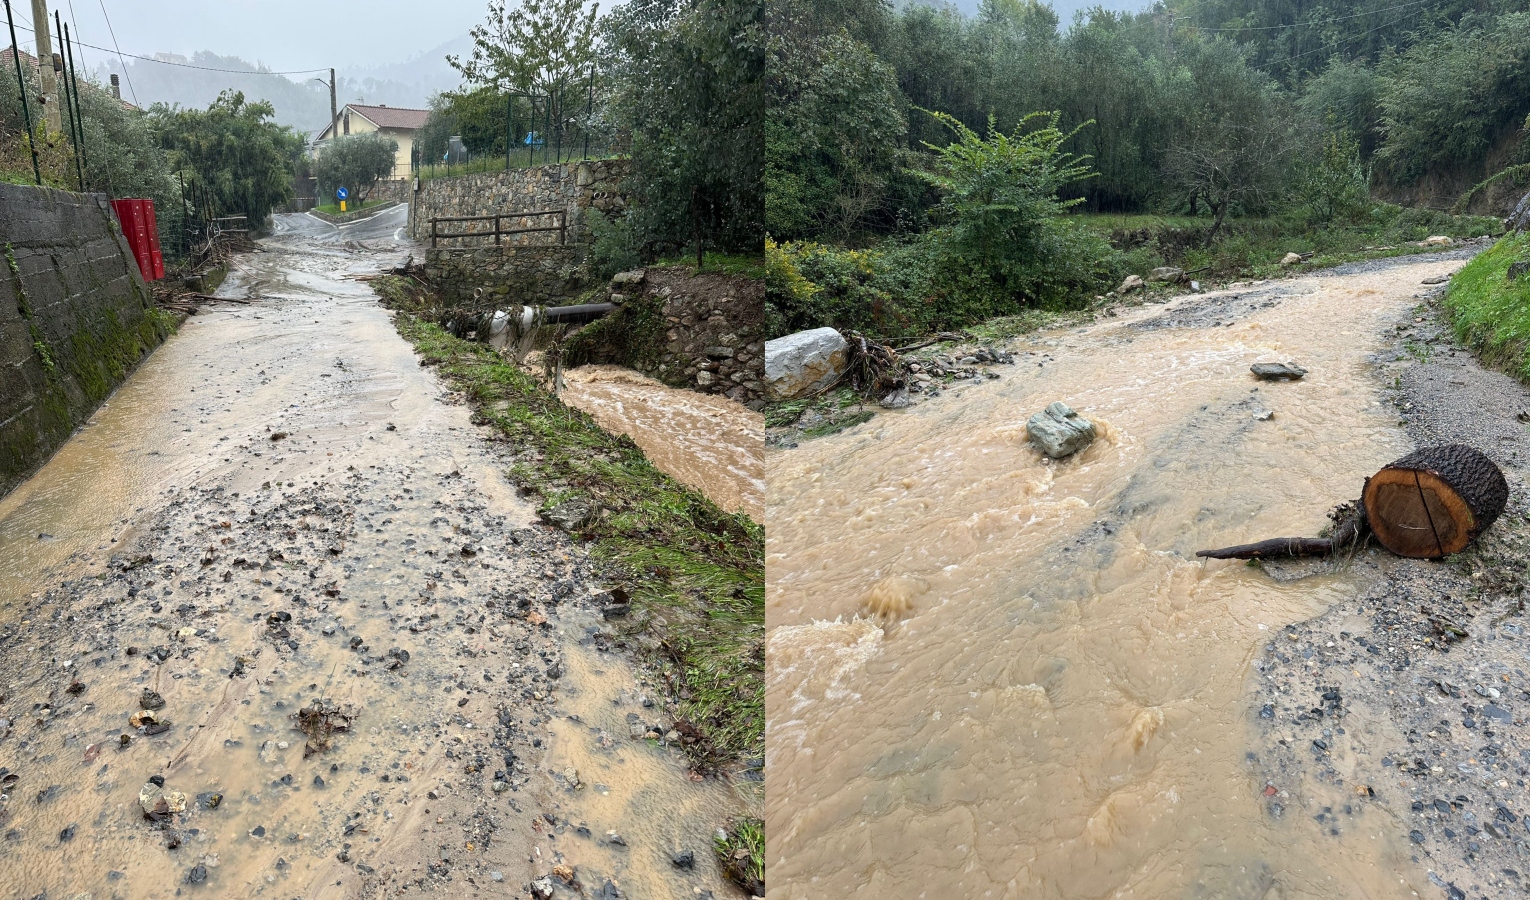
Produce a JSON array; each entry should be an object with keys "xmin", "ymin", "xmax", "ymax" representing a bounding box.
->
[{"xmin": 92, "ymin": 36, "xmax": 470, "ymax": 134}]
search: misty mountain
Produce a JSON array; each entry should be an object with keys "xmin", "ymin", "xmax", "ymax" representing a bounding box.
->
[{"xmin": 91, "ymin": 35, "xmax": 472, "ymax": 136}]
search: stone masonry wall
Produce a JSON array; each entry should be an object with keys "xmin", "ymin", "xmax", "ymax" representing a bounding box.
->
[
  {"xmin": 565, "ymin": 268, "xmax": 766, "ymax": 408},
  {"xmin": 422, "ymin": 245, "xmax": 585, "ymax": 308},
  {"xmin": 411, "ymin": 160, "xmax": 630, "ymax": 306},
  {"xmin": 0, "ymin": 184, "xmax": 170, "ymax": 497}
]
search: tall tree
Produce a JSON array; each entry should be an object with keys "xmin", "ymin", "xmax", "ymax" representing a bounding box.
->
[
  {"xmin": 605, "ymin": 0, "xmax": 764, "ymax": 261},
  {"xmin": 151, "ymin": 91, "xmax": 305, "ymax": 226},
  {"xmin": 449, "ymin": 0, "xmax": 600, "ymax": 121}
]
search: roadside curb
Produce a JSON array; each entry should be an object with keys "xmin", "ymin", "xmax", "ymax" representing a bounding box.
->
[{"xmin": 308, "ymin": 200, "xmax": 401, "ymax": 225}]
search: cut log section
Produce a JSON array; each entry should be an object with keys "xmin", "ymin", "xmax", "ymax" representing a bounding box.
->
[
  {"xmin": 1361, "ymin": 444, "xmax": 1508, "ymax": 558},
  {"xmin": 1196, "ymin": 445, "xmax": 1506, "ymax": 561}
]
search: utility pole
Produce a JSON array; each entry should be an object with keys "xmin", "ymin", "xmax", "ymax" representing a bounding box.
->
[
  {"xmin": 30, "ymin": 0, "xmax": 59, "ymax": 133},
  {"xmin": 328, "ymin": 68, "xmax": 337, "ymax": 143}
]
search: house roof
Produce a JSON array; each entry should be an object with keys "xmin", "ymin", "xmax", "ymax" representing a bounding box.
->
[
  {"xmin": 316, "ymin": 103, "xmax": 429, "ymax": 142},
  {"xmin": 349, "ymin": 104, "xmax": 429, "ymax": 130}
]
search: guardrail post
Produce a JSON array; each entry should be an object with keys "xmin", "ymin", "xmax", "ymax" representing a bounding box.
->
[
  {"xmin": 431, "ymin": 218, "xmax": 438, "ymax": 248},
  {"xmin": 494, "ymin": 215, "xmax": 501, "ymax": 246}
]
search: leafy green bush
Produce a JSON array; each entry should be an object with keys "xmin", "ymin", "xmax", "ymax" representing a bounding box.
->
[
  {"xmin": 586, "ymin": 208, "xmax": 642, "ymax": 281},
  {"xmin": 917, "ymin": 110, "xmax": 1108, "ymax": 306},
  {"xmin": 1293, "ymin": 129, "xmax": 1369, "ymax": 227}
]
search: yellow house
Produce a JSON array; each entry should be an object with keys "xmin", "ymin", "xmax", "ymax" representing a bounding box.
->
[{"xmin": 313, "ymin": 104, "xmax": 429, "ymax": 180}]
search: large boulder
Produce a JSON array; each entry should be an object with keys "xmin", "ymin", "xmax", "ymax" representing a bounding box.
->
[
  {"xmin": 1026, "ymin": 402, "xmax": 1097, "ymax": 459},
  {"xmin": 1148, "ymin": 266, "xmax": 1184, "ymax": 283},
  {"xmin": 765, "ymin": 328, "xmax": 849, "ymax": 400},
  {"xmin": 1508, "ymin": 189, "xmax": 1530, "ymax": 232}
]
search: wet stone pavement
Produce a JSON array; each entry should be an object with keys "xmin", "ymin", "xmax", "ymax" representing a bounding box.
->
[{"xmin": 0, "ymin": 209, "xmax": 745, "ymax": 899}]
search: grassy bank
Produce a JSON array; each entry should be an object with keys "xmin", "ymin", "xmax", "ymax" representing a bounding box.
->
[
  {"xmin": 371, "ymin": 276, "xmax": 764, "ymax": 769},
  {"xmin": 769, "ymin": 204, "xmax": 1502, "ymax": 342},
  {"xmin": 1444, "ymin": 231, "xmax": 1530, "ymax": 381}
]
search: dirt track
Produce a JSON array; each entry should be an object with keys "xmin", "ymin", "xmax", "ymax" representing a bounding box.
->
[{"xmin": 0, "ymin": 208, "xmax": 744, "ymax": 899}]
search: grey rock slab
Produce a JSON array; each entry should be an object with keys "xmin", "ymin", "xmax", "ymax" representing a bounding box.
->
[
  {"xmin": 879, "ymin": 387, "xmax": 913, "ymax": 409},
  {"xmin": 1026, "ymin": 402, "xmax": 1097, "ymax": 458},
  {"xmin": 1251, "ymin": 362, "xmax": 1308, "ymax": 380}
]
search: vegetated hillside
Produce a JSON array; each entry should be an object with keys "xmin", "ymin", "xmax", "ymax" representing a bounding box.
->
[
  {"xmin": 93, "ymin": 41, "xmax": 466, "ymax": 133},
  {"xmin": 765, "ymin": 0, "xmax": 1527, "ymax": 339},
  {"xmin": 769, "ymin": 0, "xmax": 1530, "ymax": 240}
]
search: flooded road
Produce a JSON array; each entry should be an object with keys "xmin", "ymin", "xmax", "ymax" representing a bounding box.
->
[
  {"xmin": 0, "ymin": 208, "xmax": 746, "ymax": 898},
  {"xmin": 560, "ymin": 365, "xmax": 764, "ymax": 521},
  {"xmin": 765, "ymin": 257, "xmax": 1468, "ymax": 899}
]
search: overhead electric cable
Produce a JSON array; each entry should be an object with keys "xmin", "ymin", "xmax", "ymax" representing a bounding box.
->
[
  {"xmin": 5, "ymin": 18, "xmax": 329, "ymax": 76},
  {"xmin": 95, "ymin": 0, "xmax": 134, "ymax": 103},
  {"xmin": 1185, "ymin": 0, "xmax": 1434, "ymax": 32}
]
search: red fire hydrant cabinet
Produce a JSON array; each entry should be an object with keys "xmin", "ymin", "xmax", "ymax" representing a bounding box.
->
[{"xmin": 110, "ymin": 198, "xmax": 164, "ymax": 282}]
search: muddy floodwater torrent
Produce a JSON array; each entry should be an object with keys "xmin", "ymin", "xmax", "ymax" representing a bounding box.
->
[
  {"xmin": 766, "ymin": 256, "xmax": 1472, "ymax": 899},
  {"xmin": 0, "ymin": 208, "xmax": 747, "ymax": 898},
  {"xmin": 559, "ymin": 365, "xmax": 764, "ymax": 521}
]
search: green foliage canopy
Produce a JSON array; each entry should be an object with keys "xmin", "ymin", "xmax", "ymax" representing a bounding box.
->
[
  {"xmin": 151, "ymin": 90, "xmax": 305, "ymax": 226},
  {"xmin": 315, "ymin": 133, "xmax": 399, "ymax": 204}
]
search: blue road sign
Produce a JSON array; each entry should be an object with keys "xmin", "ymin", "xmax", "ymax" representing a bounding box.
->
[
  {"xmin": 336, "ymin": 187, "xmax": 349, "ymax": 200},
  {"xmin": 524, "ymin": 131, "xmax": 543, "ymax": 147}
]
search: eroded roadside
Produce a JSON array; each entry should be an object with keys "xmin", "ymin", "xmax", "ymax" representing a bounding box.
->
[
  {"xmin": 1248, "ymin": 266, "xmax": 1530, "ymax": 900},
  {"xmin": 0, "ymin": 210, "xmax": 755, "ymax": 899}
]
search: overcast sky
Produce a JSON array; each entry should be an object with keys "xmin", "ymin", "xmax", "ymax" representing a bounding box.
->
[{"xmin": 25, "ymin": 0, "xmax": 488, "ymax": 72}]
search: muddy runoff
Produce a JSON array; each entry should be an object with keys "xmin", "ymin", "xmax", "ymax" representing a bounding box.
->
[
  {"xmin": 766, "ymin": 256, "xmax": 1472, "ymax": 899},
  {"xmin": 0, "ymin": 208, "xmax": 747, "ymax": 899},
  {"xmin": 558, "ymin": 365, "xmax": 764, "ymax": 521}
]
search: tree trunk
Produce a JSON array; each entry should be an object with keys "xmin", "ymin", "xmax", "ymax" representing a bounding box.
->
[
  {"xmin": 1196, "ymin": 446, "xmax": 1506, "ymax": 561},
  {"xmin": 1207, "ymin": 200, "xmax": 1228, "ymax": 245},
  {"xmin": 1361, "ymin": 444, "xmax": 1508, "ymax": 558}
]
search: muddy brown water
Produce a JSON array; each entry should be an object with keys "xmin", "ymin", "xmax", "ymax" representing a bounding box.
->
[
  {"xmin": 559, "ymin": 365, "xmax": 764, "ymax": 522},
  {"xmin": 765, "ymin": 259, "xmax": 1469, "ymax": 899},
  {"xmin": 0, "ymin": 209, "xmax": 749, "ymax": 898}
]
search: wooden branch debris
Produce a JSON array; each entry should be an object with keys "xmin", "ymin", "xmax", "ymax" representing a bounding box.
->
[{"xmin": 1197, "ymin": 446, "xmax": 1507, "ymax": 562}]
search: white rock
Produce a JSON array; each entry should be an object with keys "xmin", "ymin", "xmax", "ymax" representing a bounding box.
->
[
  {"xmin": 1424, "ymin": 235, "xmax": 1454, "ymax": 246},
  {"xmin": 1280, "ymin": 252, "xmax": 1302, "ymax": 266},
  {"xmin": 1026, "ymin": 402, "xmax": 1097, "ymax": 458},
  {"xmin": 1148, "ymin": 266, "xmax": 1183, "ymax": 283},
  {"xmin": 764, "ymin": 328, "xmax": 849, "ymax": 400},
  {"xmin": 1116, "ymin": 274, "xmax": 1144, "ymax": 293}
]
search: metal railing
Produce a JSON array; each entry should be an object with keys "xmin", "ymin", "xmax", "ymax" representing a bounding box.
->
[{"xmin": 429, "ymin": 209, "xmax": 567, "ymax": 248}]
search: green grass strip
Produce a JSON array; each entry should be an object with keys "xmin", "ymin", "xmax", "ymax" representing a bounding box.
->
[{"xmin": 1444, "ymin": 231, "xmax": 1530, "ymax": 381}]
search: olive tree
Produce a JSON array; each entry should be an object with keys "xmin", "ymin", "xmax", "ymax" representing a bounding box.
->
[{"xmin": 314, "ymin": 133, "xmax": 398, "ymax": 205}]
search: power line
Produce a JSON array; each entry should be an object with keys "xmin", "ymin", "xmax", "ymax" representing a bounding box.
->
[
  {"xmin": 5, "ymin": 18, "xmax": 329, "ymax": 76},
  {"xmin": 64, "ymin": 0, "xmax": 85, "ymax": 70},
  {"xmin": 1183, "ymin": 0, "xmax": 1434, "ymax": 33},
  {"xmin": 1257, "ymin": 6, "xmax": 1431, "ymax": 68},
  {"xmin": 95, "ymin": 0, "xmax": 134, "ymax": 104}
]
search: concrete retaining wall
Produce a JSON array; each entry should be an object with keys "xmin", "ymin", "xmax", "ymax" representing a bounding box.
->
[{"xmin": 0, "ymin": 184, "xmax": 170, "ymax": 497}]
